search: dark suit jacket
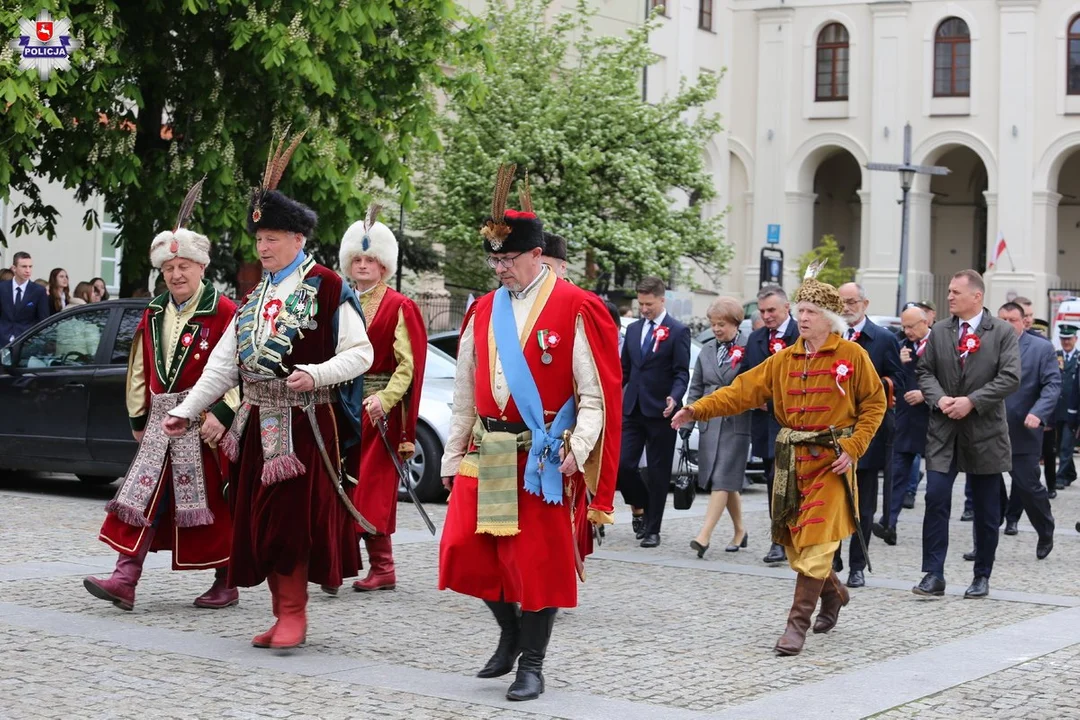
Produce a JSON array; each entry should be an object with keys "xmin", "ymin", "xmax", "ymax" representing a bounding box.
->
[
  {"xmin": 0, "ymin": 280, "xmax": 49, "ymax": 345},
  {"xmin": 1055, "ymin": 349, "xmax": 1080, "ymax": 426},
  {"xmin": 894, "ymin": 333, "xmax": 931, "ymax": 455},
  {"xmin": 621, "ymin": 313, "xmax": 691, "ymax": 418},
  {"xmin": 916, "ymin": 310, "xmax": 1021, "ymax": 474},
  {"xmin": 1007, "ymin": 332, "xmax": 1061, "ymax": 456},
  {"xmin": 850, "ymin": 318, "xmax": 904, "ymax": 470},
  {"xmin": 741, "ymin": 318, "xmax": 799, "ymax": 460}
]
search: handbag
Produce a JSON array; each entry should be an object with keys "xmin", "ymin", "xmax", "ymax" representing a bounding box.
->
[{"xmin": 672, "ymin": 435, "xmax": 696, "ymax": 510}]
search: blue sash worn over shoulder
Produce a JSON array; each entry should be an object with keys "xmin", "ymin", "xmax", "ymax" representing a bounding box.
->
[{"xmin": 491, "ymin": 287, "xmax": 576, "ymax": 504}]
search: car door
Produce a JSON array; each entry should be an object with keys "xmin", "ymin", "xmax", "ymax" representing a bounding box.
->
[
  {"xmin": 87, "ymin": 305, "xmax": 143, "ymax": 466},
  {"xmin": 0, "ymin": 306, "xmax": 112, "ymax": 464}
]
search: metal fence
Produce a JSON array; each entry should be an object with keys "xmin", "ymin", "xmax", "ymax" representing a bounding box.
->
[
  {"xmin": 915, "ymin": 275, "xmax": 953, "ymax": 315},
  {"xmin": 412, "ymin": 292, "xmax": 476, "ymax": 333}
]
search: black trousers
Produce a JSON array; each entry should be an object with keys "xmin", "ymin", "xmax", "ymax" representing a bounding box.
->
[
  {"xmin": 1004, "ymin": 453, "xmax": 1055, "ymax": 538},
  {"xmin": 923, "ymin": 459, "xmax": 1001, "ymax": 580},
  {"xmin": 617, "ymin": 411, "xmax": 677, "ymax": 534},
  {"xmin": 848, "ymin": 468, "xmax": 879, "ymax": 571},
  {"xmin": 1042, "ymin": 428, "xmax": 1058, "ymax": 491}
]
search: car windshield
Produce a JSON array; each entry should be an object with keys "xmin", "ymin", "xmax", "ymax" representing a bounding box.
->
[{"xmin": 426, "ymin": 345, "xmax": 457, "ymax": 379}]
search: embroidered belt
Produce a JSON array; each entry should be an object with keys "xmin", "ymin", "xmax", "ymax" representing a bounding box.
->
[
  {"xmin": 362, "ymin": 372, "xmax": 392, "ymax": 399},
  {"xmin": 107, "ymin": 390, "xmax": 214, "ymax": 528},
  {"xmin": 220, "ymin": 372, "xmax": 332, "ymax": 485}
]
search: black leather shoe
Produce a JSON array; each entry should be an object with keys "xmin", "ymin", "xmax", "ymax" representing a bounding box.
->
[
  {"xmin": 1049, "ymin": 489, "xmax": 1058, "ymax": 499},
  {"xmin": 1037, "ymin": 535, "xmax": 1054, "ymax": 560},
  {"xmin": 632, "ymin": 515, "xmax": 645, "ymax": 539},
  {"xmin": 960, "ymin": 508, "xmax": 975, "ymax": 522},
  {"xmin": 762, "ymin": 542, "xmax": 786, "ymax": 565},
  {"xmin": 690, "ymin": 539, "xmax": 709, "ymax": 558},
  {"xmin": 477, "ymin": 601, "xmax": 520, "ymax": 678},
  {"xmin": 964, "ymin": 576, "xmax": 990, "ymax": 599},
  {"xmin": 832, "ymin": 553, "xmax": 843, "ymax": 573},
  {"xmin": 963, "ymin": 550, "xmax": 977, "ymax": 561},
  {"xmin": 506, "ymin": 609, "xmax": 556, "ymax": 701},
  {"xmin": 640, "ymin": 533, "xmax": 660, "ymax": 548},
  {"xmin": 872, "ymin": 522, "xmax": 898, "ymax": 546},
  {"xmin": 912, "ymin": 573, "xmax": 945, "ymax": 597},
  {"xmin": 846, "ymin": 569, "xmax": 865, "ymax": 588},
  {"xmin": 1004, "ymin": 520, "xmax": 1019, "ymax": 536},
  {"xmin": 902, "ymin": 492, "xmax": 916, "ymax": 509},
  {"xmin": 725, "ymin": 532, "xmax": 748, "ymax": 552}
]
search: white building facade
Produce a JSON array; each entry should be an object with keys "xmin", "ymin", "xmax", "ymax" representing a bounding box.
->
[{"xmin": 650, "ymin": 0, "xmax": 1080, "ymax": 319}]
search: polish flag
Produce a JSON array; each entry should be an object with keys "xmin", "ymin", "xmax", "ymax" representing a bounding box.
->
[{"xmin": 988, "ymin": 232, "xmax": 1007, "ymax": 270}]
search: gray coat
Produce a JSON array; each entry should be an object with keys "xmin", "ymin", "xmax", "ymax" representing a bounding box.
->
[
  {"xmin": 1006, "ymin": 331, "xmax": 1061, "ymax": 456},
  {"xmin": 687, "ymin": 338, "xmax": 751, "ymax": 492},
  {"xmin": 916, "ymin": 311, "xmax": 1021, "ymax": 474}
]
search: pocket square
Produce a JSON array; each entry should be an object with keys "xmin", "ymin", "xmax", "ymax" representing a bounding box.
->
[{"xmin": 26, "ymin": 301, "xmax": 34, "ymax": 307}]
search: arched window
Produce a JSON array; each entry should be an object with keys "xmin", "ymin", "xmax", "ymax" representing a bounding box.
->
[
  {"xmin": 934, "ymin": 17, "xmax": 970, "ymax": 97},
  {"xmin": 1069, "ymin": 15, "xmax": 1080, "ymax": 95},
  {"xmin": 815, "ymin": 23, "xmax": 850, "ymax": 101}
]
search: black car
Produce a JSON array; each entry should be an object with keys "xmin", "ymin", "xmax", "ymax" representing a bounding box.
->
[
  {"xmin": 0, "ymin": 299, "xmax": 146, "ymax": 484},
  {"xmin": 427, "ymin": 329, "xmax": 461, "ymax": 359}
]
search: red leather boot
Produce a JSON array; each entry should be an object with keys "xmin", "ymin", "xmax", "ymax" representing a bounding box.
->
[
  {"xmin": 83, "ymin": 527, "xmax": 154, "ymax": 611},
  {"xmin": 352, "ymin": 535, "xmax": 396, "ymax": 592},
  {"xmin": 251, "ymin": 573, "xmax": 280, "ymax": 648},
  {"xmin": 194, "ymin": 566, "xmax": 240, "ymax": 609},
  {"xmin": 270, "ymin": 563, "xmax": 308, "ymax": 650}
]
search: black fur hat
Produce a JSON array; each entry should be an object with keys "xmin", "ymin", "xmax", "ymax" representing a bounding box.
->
[
  {"xmin": 248, "ymin": 189, "xmax": 317, "ymax": 236},
  {"xmin": 541, "ymin": 231, "xmax": 566, "ymax": 261},
  {"xmin": 482, "ymin": 209, "xmax": 544, "ymax": 254}
]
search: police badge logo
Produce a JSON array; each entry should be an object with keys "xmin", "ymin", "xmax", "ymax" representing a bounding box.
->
[{"xmin": 10, "ymin": 11, "xmax": 81, "ymax": 80}]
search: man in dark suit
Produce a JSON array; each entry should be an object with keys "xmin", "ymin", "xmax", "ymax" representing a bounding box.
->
[
  {"xmin": 874, "ymin": 304, "xmax": 931, "ymax": 546},
  {"xmin": 997, "ymin": 303, "xmax": 1056, "ymax": 558},
  {"xmin": 0, "ymin": 252, "xmax": 49, "ymax": 346},
  {"xmin": 913, "ymin": 269, "xmax": 1020, "ymax": 600},
  {"xmin": 1054, "ymin": 325, "xmax": 1080, "ymax": 487},
  {"xmin": 1016, "ymin": 297, "xmax": 1060, "ymax": 498},
  {"xmin": 619, "ymin": 276, "xmax": 691, "ymax": 548},
  {"xmin": 742, "ymin": 284, "xmax": 799, "ymax": 564},
  {"xmin": 836, "ymin": 283, "xmax": 904, "ymax": 588}
]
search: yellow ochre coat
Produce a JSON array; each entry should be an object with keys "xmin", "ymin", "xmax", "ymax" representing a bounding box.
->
[{"xmin": 689, "ymin": 333, "xmax": 886, "ymax": 550}]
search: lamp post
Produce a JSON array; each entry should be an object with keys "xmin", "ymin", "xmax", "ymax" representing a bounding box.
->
[{"xmin": 866, "ymin": 123, "xmax": 951, "ymax": 316}]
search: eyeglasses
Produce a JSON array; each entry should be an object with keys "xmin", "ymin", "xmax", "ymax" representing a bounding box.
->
[
  {"xmin": 841, "ymin": 298, "xmax": 863, "ymax": 307},
  {"xmin": 486, "ymin": 252, "xmax": 524, "ymax": 270}
]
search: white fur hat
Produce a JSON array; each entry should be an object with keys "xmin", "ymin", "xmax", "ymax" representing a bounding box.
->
[
  {"xmin": 150, "ymin": 228, "xmax": 211, "ymax": 269},
  {"xmin": 339, "ymin": 206, "xmax": 398, "ymax": 283}
]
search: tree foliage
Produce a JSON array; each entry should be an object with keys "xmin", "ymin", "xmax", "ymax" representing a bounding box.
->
[
  {"xmin": 1, "ymin": 0, "xmax": 485, "ymax": 294},
  {"xmin": 797, "ymin": 234, "xmax": 856, "ymax": 287},
  {"xmin": 413, "ymin": 0, "xmax": 730, "ymax": 292}
]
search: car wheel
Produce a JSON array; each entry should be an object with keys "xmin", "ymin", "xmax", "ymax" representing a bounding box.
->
[
  {"xmin": 76, "ymin": 474, "xmax": 118, "ymax": 486},
  {"xmin": 398, "ymin": 423, "xmax": 447, "ymax": 504}
]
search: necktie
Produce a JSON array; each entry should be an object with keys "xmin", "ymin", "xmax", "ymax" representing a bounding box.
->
[
  {"xmin": 846, "ymin": 328, "xmax": 856, "ymax": 341},
  {"xmin": 15, "ymin": 286, "xmax": 22, "ymax": 306},
  {"xmin": 916, "ymin": 338, "xmax": 927, "ymax": 357},
  {"xmin": 642, "ymin": 320, "xmax": 656, "ymax": 352},
  {"xmin": 959, "ymin": 322, "xmax": 971, "ymax": 366},
  {"xmin": 769, "ymin": 328, "xmax": 777, "ymax": 344}
]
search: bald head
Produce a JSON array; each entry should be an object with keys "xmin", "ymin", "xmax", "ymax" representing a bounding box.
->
[{"xmin": 900, "ymin": 306, "xmax": 930, "ymax": 342}]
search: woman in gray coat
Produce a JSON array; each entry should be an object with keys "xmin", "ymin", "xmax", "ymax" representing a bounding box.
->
[{"xmin": 687, "ymin": 297, "xmax": 752, "ymax": 557}]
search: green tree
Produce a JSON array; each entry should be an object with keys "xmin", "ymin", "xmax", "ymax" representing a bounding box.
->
[
  {"xmin": 797, "ymin": 235, "xmax": 856, "ymax": 287},
  {"xmin": 1, "ymin": 1, "xmax": 485, "ymax": 294},
  {"xmin": 413, "ymin": 0, "xmax": 730, "ymax": 291}
]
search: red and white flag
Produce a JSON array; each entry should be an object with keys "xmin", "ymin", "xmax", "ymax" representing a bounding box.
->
[{"xmin": 988, "ymin": 232, "xmax": 1007, "ymax": 270}]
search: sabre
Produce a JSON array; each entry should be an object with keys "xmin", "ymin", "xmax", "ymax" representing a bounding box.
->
[
  {"xmin": 376, "ymin": 416, "xmax": 437, "ymax": 536},
  {"xmin": 301, "ymin": 396, "xmax": 377, "ymax": 534},
  {"xmin": 563, "ymin": 429, "xmax": 586, "ymax": 582},
  {"xmin": 829, "ymin": 425, "xmax": 871, "ymax": 574}
]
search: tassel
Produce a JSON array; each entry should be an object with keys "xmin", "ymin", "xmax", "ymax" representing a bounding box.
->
[
  {"xmin": 220, "ymin": 432, "xmax": 240, "ymax": 463},
  {"xmin": 106, "ymin": 500, "xmax": 150, "ymax": 528},
  {"xmin": 174, "ymin": 508, "xmax": 216, "ymax": 528},
  {"xmin": 261, "ymin": 454, "xmax": 306, "ymax": 485}
]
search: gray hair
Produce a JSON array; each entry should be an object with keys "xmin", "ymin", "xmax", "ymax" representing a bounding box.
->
[{"xmin": 757, "ymin": 284, "xmax": 788, "ymax": 303}]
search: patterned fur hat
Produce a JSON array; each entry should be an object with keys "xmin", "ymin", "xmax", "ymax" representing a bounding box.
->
[
  {"xmin": 151, "ymin": 177, "xmax": 211, "ymax": 268},
  {"xmin": 793, "ymin": 260, "xmax": 843, "ymax": 315},
  {"xmin": 339, "ymin": 204, "xmax": 397, "ymax": 282}
]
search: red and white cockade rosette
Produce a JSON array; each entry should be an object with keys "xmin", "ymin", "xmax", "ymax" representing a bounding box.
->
[
  {"xmin": 769, "ymin": 338, "xmax": 787, "ymax": 355},
  {"xmin": 181, "ymin": 332, "xmax": 194, "ymax": 348},
  {"xmin": 831, "ymin": 359, "xmax": 854, "ymax": 396},
  {"xmin": 262, "ymin": 298, "xmax": 284, "ymax": 336},
  {"xmin": 653, "ymin": 324, "xmax": 670, "ymax": 352},
  {"xmin": 729, "ymin": 345, "xmax": 745, "ymax": 368},
  {"xmin": 545, "ymin": 331, "xmax": 561, "ymax": 348},
  {"xmin": 958, "ymin": 333, "xmax": 980, "ymax": 360}
]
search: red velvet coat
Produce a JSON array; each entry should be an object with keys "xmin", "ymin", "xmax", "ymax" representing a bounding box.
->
[
  {"xmin": 99, "ymin": 283, "xmax": 236, "ymax": 569},
  {"xmin": 438, "ymin": 273, "xmax": 622, "ymax": 611},
  {"xmin": 348, "ymin": 286, "xmax": 427, "ymax": 536},
  {"xmin": 228, "ymin": 263, "xmax": 361, "ymax": 588}
]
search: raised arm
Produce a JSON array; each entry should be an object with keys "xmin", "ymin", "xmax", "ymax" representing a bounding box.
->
[{"xmin": 688, "ymin": 355, "xmax": 774, "ymax": 421}]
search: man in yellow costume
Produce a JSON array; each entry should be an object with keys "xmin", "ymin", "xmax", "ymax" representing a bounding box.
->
[{"xmin": 672, "ymin": 262, "xmax": 885, "ymax": 656}]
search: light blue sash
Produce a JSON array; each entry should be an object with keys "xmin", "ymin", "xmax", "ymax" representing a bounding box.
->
[{"xmin": 492, "ymin": 287, "xmax": 576, "ymax": 504}]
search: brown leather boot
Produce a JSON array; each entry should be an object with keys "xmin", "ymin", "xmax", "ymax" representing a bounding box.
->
[
  {"xmin": 812, "ymin": 570, "xmax": 850, "ymax": 634},
  {"xmin": 775, "ymin": 573, "xmax": 826, "ymax": 656}
]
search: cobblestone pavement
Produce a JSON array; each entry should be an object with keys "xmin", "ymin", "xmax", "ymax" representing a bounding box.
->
[{"xmin": 3, "ymin": 468, "xmax": 1080, "ymax": 719}]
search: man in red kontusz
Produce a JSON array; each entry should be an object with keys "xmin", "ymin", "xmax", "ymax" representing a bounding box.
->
[
  {"xmin": 339, "ymin": 206, "xmax": 427, "ymax": 592},
  {"xmin": 438, "ymin": 165, "xmax": 622, "ymax": 701},
  {"xmin": 86, "ymin": 179, "xmax": 240, "ymax": 612}
]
